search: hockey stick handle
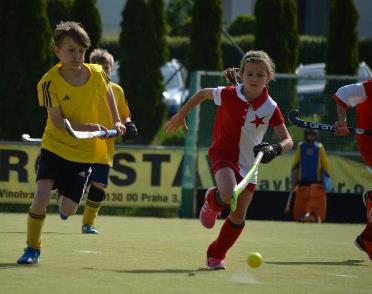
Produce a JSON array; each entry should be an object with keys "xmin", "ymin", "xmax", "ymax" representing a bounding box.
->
[
  {"xmin": 288, "ymin": 110, "xmax": 372, "ymax": 135},
  {"xmin": 234, "ymin": 151, "xmax": 263, "ymax": 195}
]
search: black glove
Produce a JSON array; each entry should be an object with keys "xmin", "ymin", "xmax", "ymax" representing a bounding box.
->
[
  {"xmin": 253, "ymin": 142, "xmax": 283, "ymax": 164},
  {"xmin": 122, "ymin": 121, "xmax": 138, "ymax": 142}
]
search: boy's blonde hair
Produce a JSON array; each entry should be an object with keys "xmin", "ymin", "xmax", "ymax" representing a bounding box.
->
[
  {"xmin": 54, "ymin": 21, "xmax": 91, "ymax": 48},
  {"xmin": 239, "ymin": 50, "xmax": 275, "ymax": 80},
  {"xmin": 89, "ymin": 49, "xmax": 114, "ymax": 67}
]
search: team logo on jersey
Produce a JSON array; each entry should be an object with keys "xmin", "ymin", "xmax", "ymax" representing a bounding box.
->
[
  {"xmin": 250, "ymin": 114, "xmax": 265, "ymax": 128},
  {"xmin": 63, "ymin": 95, "xmax": 71, "ymax": 101},
  {"xmin": 78, "ymin": 171, "xmax": 87, "ymax": 177}
]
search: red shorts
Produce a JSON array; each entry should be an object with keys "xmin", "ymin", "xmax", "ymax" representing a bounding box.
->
[
  {"xmin": 210, "ymin": 158, "xmax": 256, "ymax": 193},
  {"xmin": 361, "ymin": 153, "xmax": 372, "ymax": 167}
]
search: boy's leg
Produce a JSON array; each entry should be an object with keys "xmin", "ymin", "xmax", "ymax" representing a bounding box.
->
[
  {"xmin": 82, "ymin": 185, "xmax": 106, "ymax": 234},
  {"xmin": 17, "ymin": 179, "xmax": 52, "ymax": 265},
  {"xmin": 82, "ymin": 164, "xmax": 109, "ymax": 234},
  {"xmin": 293, "ymin": 185, "xmax": 310, "ymax": 221},
  {"xmin": 309, "ymin": 184, "xmax": 327, "ymax": 222}
]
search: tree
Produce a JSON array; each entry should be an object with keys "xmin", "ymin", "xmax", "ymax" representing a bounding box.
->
[
  {"xmin": 189, "ymin": 0, "xmax": 223, "ymax": 71},
  {"xmin": 254, "ymin": 0, "xmax": 299, "ymax": 73},
  {"xmin": 166, "ymin": 0, "xmax": 192, "ymax": 36},
  {"xmin": 70, "ymin": 0, "xmax": 102, "ymax": 57},
  {"xmin": 254, "ymin": 0, "xmax": 299, "ymax": 116},
  {"xmin": 119, "ymin": 0, "xmax": 165, "ymax": 143},
  {"xmin": 47, "ymin": 0, "xmax": 73, "ymax": 30},
  {"xmin": 227, "ymin": 15, "xmax": 255, "ymax": 36},
  {"xmin": 0, "ymin": 0, "xmax": 52, "ymax": 140},
  {"xmin": 326, "ymin": 0, "xmax": 359, "ymax": 76},
  {"xmin": 148, "ymin": 0, "xmax": 169, "ymax": 66},
  {"xmin": 322, "ymin": 0, "xmax": 359, "ymax": 147}
]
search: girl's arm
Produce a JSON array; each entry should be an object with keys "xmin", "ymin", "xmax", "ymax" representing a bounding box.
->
[
  {"xmin": 165, "ymin": 88, "xmax": 214, "ymax": 133},
  {"xmin": 273, "ymin": 124, "xmax": 293, "ymax": 153}
]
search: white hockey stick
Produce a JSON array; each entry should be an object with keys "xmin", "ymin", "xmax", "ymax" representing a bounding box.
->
[
  {"xmin": 64, "ymin": 119, "xmax": 118, "ymax": 139},
  {"xmin": 284, "ymin": 191, "xmax": 294, "ymax": 214},
  {"xmin": 231, "ymin": 151, "xmax": 264, "ymax": 212},
  {"xmin": 21, "ymin": 134, "xmax": 41, "ymax": 143}
]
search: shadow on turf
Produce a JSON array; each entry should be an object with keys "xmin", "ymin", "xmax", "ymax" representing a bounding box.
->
[
  {"xmin": 0, "ymin": 263, "xmax": 20, "ymax": 269},
  {"xmin": 265, "ymin": 260, "xmax": 366, "ymax": 266},
  {"xmin": 0, "ymin": 231, "xmax": 80, "ymax": 234},
  {"xmin": 82, "ymin": 267, "xmax": 216, "ymax": 275}
]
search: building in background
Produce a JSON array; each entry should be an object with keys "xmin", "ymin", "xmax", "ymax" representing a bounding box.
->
[{"xmin": 97, "ymin": 0, "xmax": 372, "ymax": 38}]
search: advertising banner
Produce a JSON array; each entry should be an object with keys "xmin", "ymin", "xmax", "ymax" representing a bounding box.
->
[{"xmin": 0, "ymin": 143, "xmax": 370, "ymax": 207}]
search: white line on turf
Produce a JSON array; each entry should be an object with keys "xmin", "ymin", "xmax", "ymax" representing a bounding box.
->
[
  {"xmin": 75, "ymin": 250, "xmax": 99, "ymax": 254},
  {"xmin": 230, "ymin": 273, "xmax": 260, "ymax": 284}
]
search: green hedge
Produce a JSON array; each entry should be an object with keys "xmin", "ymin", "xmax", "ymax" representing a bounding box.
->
[{"xmin": 101, "ymin": 35, "xmax": 372, "ymax": 71}]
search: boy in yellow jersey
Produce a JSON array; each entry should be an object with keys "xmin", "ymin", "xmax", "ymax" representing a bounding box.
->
[
  {"xmin": 16, "ymin": 21, "xmax": 125, "ymax": 265},
  {"xmin": 81, "ymin": 49, "xmax": 134, "ymax": 234}
]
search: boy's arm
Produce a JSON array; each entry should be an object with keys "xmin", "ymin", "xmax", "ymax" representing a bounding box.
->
[{"xmin": 107, "ymin": 86, "xmax": 125, "ymax": 135}]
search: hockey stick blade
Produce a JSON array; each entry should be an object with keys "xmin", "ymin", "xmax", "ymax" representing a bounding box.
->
[
  {"xmin": 288, "ymin": 110, "xmax": 372, "ymax": 135},
  {"xmin": 21, "ymin": 134, "xmax": 41, "ymax": 143},
  {"xmin": 63, "ymin": 119, "xmax": 118, "ymax": 139},
  {"xmin": 231, "ymin": 151, "xmax": 264, "ymax": 212}
]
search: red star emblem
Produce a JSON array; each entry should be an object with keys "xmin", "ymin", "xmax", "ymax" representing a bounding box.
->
[{"xmin": 250, "ymin": 114, "xmax": 265, "ymax": 128}]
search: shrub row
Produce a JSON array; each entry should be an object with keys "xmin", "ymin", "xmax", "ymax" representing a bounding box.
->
[{"xmin": 102, "ymin": 35, "xmax": 372, "ymax": 71}]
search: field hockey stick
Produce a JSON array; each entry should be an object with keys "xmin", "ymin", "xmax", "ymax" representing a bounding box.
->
[
  {"xmin": 231, "ymin": 151, "xmax": 264, "ymax": 212},
  {"xmin": 64, "ymin": 119, "xmax": 118, "ymax": 139},
  {"xmin": 284, "ymin": 191, "xmax": 294, "ymax": 214},
  {"xmin": 21, "ymin": 134, "xmax": 41, "ymax": 143},
  {"xmin": 288, "ymin": 110, "xmax": 372, "ymax": 135}
]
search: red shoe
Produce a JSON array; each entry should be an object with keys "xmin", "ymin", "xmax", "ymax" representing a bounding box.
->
[
  {"xmin": 354, "ymin": 235, "xmax": 372, "ymax": 260},
  {"xmin": 207, "ymin": 257, "xmax": 226, "ymax": 270},
  {"xmin": 199, "ymin": 187, "xmax": 221, "ymax": 229}
]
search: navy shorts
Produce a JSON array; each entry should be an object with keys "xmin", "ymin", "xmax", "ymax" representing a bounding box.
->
[
  {"xmin": 36, "ymin": 149, "xmax": 92, "ymax": 204},
  {"xmin": 90, "ymin": 163, "xmax": 110, "ymax": 186}
]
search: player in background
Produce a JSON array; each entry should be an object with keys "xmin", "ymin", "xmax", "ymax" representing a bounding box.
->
[
  {"xmin": 333, "ymin": 80, "xmax": 372, "ymax": 260},
  {"xmin": 81, "ymin": 49, "xmax": 137, "ymax": 234},
  {"xmin": 16, "ymin": 21, "xmax": 125, "ymax": 265},
  {"xmin": 288, "ymin": 129, "xmax": 331, "ymax": 222},
  {"xmin": 165, "ymin": 50, "xmax": 293, "ymax": 269}
]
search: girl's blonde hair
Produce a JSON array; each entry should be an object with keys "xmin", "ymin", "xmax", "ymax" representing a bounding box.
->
[{"xmin": 239, "ymin": 50, "xmax": 275, "ymax": 80}]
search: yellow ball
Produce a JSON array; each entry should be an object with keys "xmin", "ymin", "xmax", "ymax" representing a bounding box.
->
[{"xmin": 247, "ymin": 252, "xmax": 262, "ymax": 268}]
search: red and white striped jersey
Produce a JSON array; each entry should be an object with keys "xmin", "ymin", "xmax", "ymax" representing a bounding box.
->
[
  {"xmin": 208, "ymin": 84, "xmax": 285, "ymax": 181},
  {"xmin": 333, "ymin": 80, "xmax": 372, "ymax": 166}
]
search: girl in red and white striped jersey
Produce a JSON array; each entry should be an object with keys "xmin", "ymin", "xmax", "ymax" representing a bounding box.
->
[{"xmin": 165, "ymin": 50, "xmax": 293, "ymax": 269}]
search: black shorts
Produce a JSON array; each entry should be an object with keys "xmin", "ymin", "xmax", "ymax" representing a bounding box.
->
[
  {"xmin": 36, "ymin": 148, "xmax": 92, "ymax": 204},
  {"xmin": 90, "ymin": 163, "xmax": 110, "ymax": 186}
]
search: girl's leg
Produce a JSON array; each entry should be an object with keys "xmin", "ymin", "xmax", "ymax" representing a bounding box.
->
[
  {"xmin": 200, "ymin": 167, "xmax": 236, "ymax": 229},
  {"xmin": 207, "ymin": 188, "xmax": 254, "ymax": 265}
]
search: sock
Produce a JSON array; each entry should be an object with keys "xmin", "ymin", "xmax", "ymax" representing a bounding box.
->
[
  {"xmin": 361, "ymin": 194, "xmax": 372, "ymax": 241},
  {"xmin": 27, "ymin": 210, "xmax": 46, "ymax": 250},
  {"xmin": 82, "ymin": 185, "xmax": 105, "ymax": 226},
  {"xmin": 82, "ymin": 199, "xmax": 102, "ymax": 226},
  {"xmin": 207, "ymin": 218, "xmax": 245, "ymax": 260},
  {"xmin": 206, "ymin": 188, "xmax": 226, "ymax": 212}
]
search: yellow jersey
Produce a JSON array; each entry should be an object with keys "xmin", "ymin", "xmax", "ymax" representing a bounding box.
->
[
  {"xmin": 99, "ymin": 82, "xmax": 131, "ymax": 164},
  {"xmin": 37, "ymin": 63, "xmax": 112, "ymax": 165}
]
